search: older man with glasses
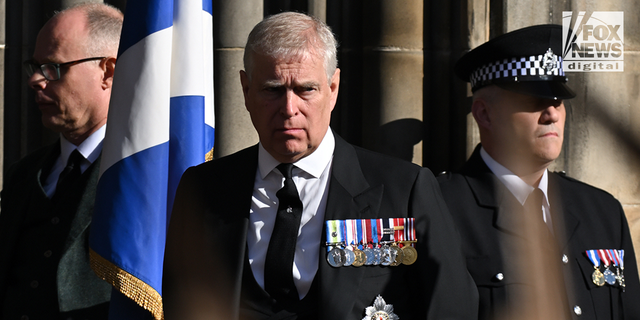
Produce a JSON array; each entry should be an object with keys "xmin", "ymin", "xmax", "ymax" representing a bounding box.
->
[{"xmin": 0, "ymin": 3, "xmax": 123, "ymax": 319}]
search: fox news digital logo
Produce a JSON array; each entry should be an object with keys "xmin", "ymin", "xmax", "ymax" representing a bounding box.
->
[{"xmin": 562, "ymin": 11, "xmax": 624, "ymax": 72}]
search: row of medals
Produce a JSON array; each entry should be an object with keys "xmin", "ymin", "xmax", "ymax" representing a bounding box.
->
[
  {"xmin": 326, "ymin": 241, "xmax": 417, "ymax": 268},
  {"xmin": 592, "ymin": 265, "xmax": 625, "ymax": 290}
]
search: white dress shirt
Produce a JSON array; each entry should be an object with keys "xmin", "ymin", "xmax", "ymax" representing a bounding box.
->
[
  {"xmin": 480, "ymin": 147, "xmax": 553, "ymax": 232},
  {"xmin": 43, "ymin": 125, "xmax": 106, "ymax": 198},
  {"xmin": 248, "ymin": 129, "xmax": 335, "ymax": 299}
]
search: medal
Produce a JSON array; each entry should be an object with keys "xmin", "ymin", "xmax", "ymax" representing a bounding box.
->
[
  {"xmin": 586, "ymin": 250, "xmax": 605, "ymax": 286},
  {"xmin": 400, "ymin": 243, "xmax": 418, "ymax": 265},
  {"xmin": 599, "ymin": 249, "xmax": 617, "ymax": 285},
  {"xmin": 364, "ymin": 247, "xmax": 375, "ymax": 266},
  {"xmin": 389, "ymin": 244, "xmax": 404, "ymax": 266},
  {"xmin": 371, "ymin": 219, "xmax": 382, "ymax": 265},
  {"xmin": 352, "ymin": 247, "xmax": 366, "ymax": 267},
  {"xmin": 325, "ymin": 220, "xmax": 346, "ymax": 267},
  {"xmin": 380, "ymin": 219, "xmax": 393, "ymax": 266},
  {"xmin": 617, "ymin": 249, "xmax": 626, "ymax": 291},
  {"xmin": 343, "ymin": 220, "xmax": 358, "ymax": 267},
  {"xmin": 401, "ymin": 218, "xmax": 418, "ymax": 265},
  {"xmin": 602, "ymin": 250, "xmax": 617, "ymax": 285},
  {"xmin": 381, "ymin": 244, "xmax": 392, "ymax": 266},
  {"xmin": 362, "ymin": 295, "xmax": 399, "ymax": 320},
  {"xmin": 390, "ymin": 218, "xmax": 406, "ymax": 266},
  {"xmin": 363, "ymin": 219, "xmax": 375, "ymax": 265},
  {"xmin": 343, "ymin": 247, "xmax": 356, "ymax": 266},
  {"xmin": 327, "ymin": 247, "xmax": 345, "ymax": 267},
  {"xmin": 351, "ymin": 219, "xmax": 366, "ymax": 267}
]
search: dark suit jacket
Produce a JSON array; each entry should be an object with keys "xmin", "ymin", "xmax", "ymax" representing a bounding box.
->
[
  {"xmin": 164, "ymin": 133, "xmax": 478, "ymax": 320},
  {"xmin": 0, "ymin": 142, "xmax": 111, "ymax": 318},
  {"xmin": 437, "ymin": 145, "xmax": 640, "ymax": 320}
]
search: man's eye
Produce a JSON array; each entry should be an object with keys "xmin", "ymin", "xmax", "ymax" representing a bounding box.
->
[
  {"xmin": 297, "ymin": 86, "xmax": 316, "ymax": 93},
  {"xmin": 263, "ymin": 86, "xmax": 284, "ymax": 94}
]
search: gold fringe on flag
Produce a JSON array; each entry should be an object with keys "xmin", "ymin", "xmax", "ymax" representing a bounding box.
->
[{"xmin": 90, "ymin": 249, "xmax": 164, "ymax": 320}]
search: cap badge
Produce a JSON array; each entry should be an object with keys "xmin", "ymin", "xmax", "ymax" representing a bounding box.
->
[
  {"xmin": 362, "ymin": 295, "xmax": 399, "ymax": 320},
  {"xmin": 542, "ymin": 48, "xmax": 557, "ymax": 72}
]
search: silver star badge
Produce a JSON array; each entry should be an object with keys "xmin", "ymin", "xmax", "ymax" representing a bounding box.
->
[
  {"xmin": 542, "ymin": 48, "xmax": 557, "ymax": 73},
  {"xmin": 362, "ymin": 295, "xmax": 399, "ymax": 320}
]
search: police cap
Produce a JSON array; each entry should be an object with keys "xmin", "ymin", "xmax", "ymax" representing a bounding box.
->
[{"xmin": 455, "ymin": 24, "xmax": 576, "ymax": 100}]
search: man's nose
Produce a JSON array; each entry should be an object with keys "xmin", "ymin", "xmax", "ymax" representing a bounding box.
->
[
  {"xmin": 281, "ymin": 90, "xmax": 300, "ymax": 117},
  {"xmin": 28, "ymin": 70, "xmax": 47, "ymax": 90}
]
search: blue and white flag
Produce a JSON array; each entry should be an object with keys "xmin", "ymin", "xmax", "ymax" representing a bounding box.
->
[{"xmin": 89, "ymin": 0, "xmax": 214, "ymax": 319}]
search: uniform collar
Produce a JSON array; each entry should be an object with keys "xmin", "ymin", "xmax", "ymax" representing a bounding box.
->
[{"xmin": 480, "ymin": 146, "xmax": 550, "ymax": 206}]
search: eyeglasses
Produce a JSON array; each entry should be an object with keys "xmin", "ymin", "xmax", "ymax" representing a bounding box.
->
[{"xmin": 23, "ymin": 57, "xmax": 105, "ymax": 81}]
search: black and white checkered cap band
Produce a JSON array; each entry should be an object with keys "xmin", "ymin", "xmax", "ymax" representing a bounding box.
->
[{"xmin": 470, "ymin": 52, "xmax": 566, "ymax": 90}]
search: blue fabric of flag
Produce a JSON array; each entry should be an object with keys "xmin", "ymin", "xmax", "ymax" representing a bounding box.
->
[{"xmin": 89, "ymin": 0, "xmax": 214, "ymax": 319}]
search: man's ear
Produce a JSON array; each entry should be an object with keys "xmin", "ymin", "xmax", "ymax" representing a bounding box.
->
[
  {"xmin": 471, "ymin": 96, "xmax": 491, "ymax": 130},
  {"xmin": 239, "ymin": 70, "xmax": 250, "ymax": 109},
  {"xmin": 101, "ymin": 57, "xmax": 117, "ymax": 89},
  {"xmin": 328, "ymin": 68, "xmax": 340, "ymax": 111}
]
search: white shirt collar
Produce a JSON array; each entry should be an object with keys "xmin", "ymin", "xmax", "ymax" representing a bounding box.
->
[
  {"xmin": 59, "ymin": 124, "xmax": 106, "ymax": 165},
  {"xmin": 258, "ymin": 129, "xmax": 335, "ymax": 178},
  {"xmin": 480, "ymin": 146, "xmax": 550, "ymax": 206}
]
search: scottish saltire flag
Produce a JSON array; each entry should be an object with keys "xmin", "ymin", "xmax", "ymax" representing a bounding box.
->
[{"xmin": 89, "ymin": 0, "xmax": 214, "ymax": 319}]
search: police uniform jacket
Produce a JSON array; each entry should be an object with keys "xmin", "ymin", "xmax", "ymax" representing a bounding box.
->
[
  {"xmin": 437, "ymin": 145, "xmax": 640, "ymax": 320},
  {"xmin": 163, "ymin": 132, "xmax": 479, "ymax": 320}
]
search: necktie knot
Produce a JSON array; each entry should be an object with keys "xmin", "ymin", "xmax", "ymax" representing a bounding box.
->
[
  {"xmin": 277, "ymin": 163, "xmax": 294, "ymax": 180},
  {"xmin": 54, "ymin": 149, "xmax": 84, "ymax": 199},
  {"xmin": 524, "ymin": 188, "xmax": 544, "ymax": 213}
]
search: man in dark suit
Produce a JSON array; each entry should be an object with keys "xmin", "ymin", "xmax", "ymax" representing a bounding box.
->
[
  {"xmin": 438, "ymin": 25, "xmax": 640, "ymax": 320},
  {"xmin": 0, "ymin": 3, "xmax": 123, "ymax": 319},
  {"xmin": 164, "ymin": 11, "xmax": 477, "ymax": 320}
]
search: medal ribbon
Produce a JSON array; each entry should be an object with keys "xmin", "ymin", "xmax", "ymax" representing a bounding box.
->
[
  {"xmin": 394, "ymin": 218, "xmax": 405, "ymax": 244},
  {"xmin": 619, "ymin": 250, "xmax": 625, "ymax": 270},
  {"xmin": 325, "ymin": 220, "xmax": 344, "ymax": 251},
  {"xmin": 406, "ymin": 218, "xmax": 416, "ymax": 247},
  {"xmin": 598, "ymin": 249, "xmax": 611, "ymax": 268},
  {"xmin": 371, "ymin": 219, "xmax": 381, "ymax": 247},
  {"xmin": 381, "ymin": 219, "xmax": 392, "ymax": 243},
  {"xmin": 356, "ymin": 219, "xmax": 364, "ymax": 250},
  {"xmin": 586, "ymin": 250, "xmax": 601, "ymax": 268},
  {"xmin": 362, "ymin": 219, "xmax": 371, "ymax": 248},
  {"xmin": 608, "ymin": 249, "xmax": 619, "ymax": 267},
  {"xmin": 346, "ymin": 219, "xmax": 359, "ymax": 248}
]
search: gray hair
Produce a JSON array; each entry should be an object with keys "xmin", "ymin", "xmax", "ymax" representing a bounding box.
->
[
  {"xmin": 243, "ymin": 11, "xmax": 338, "ymax": 83},
  {"xmin": 58, "ymin": 2, "xmax": 124, "ymax": 57}
]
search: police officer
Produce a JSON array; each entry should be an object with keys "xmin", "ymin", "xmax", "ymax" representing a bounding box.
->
[{"xmin": 438, "ymin": 24, "xmax": 640, "ymax": 320}]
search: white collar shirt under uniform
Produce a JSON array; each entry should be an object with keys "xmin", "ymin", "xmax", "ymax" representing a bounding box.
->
[
  {"xmin": 248, "ymin": 129, "xmax": 335, "ymax": 299},
  {"xmin": 43, "ymin": 125, "xmax": 106, "ymax": 198},
  {"xmin": 480, "ymin": 147, "xmax": 553, "ymax": 232}
]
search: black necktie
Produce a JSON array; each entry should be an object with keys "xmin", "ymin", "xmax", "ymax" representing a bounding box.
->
[
  {"xmin": 524, "ymin": 188, "xmax": 555, "ymax": 243},
  {"xmin": 264, "ymin": 163, "xmax": 304, "ymax": 303},
  {"xmin": 54, "ymin": 149, "xmax": 83, "ymax": 199}
]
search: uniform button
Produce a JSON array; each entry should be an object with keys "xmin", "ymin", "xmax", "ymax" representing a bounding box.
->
[
  {"xmin": 51, "ymin": 217, "xmax": 60, "ymax": 225},
  {"xmin": 286, "ymin": 207, "xmax": 293, "ymax": 213},
  {"xmin": 30, "ymin": 280, "xmax": 39, "ymax": 288},
  {"xmin": 495, "ymin": 273, "xmax": 504, "ymax": 281},
  {"xmin": 562, "ymin": 254, "xmax": 569, "ymax": 264},
  {"xmin": 44, "ymin": 250, "xmax": 53, "ymax": 258},
  {"xmin": 574, "ymin": 305, "xmax": 582, "ymax": 316}
]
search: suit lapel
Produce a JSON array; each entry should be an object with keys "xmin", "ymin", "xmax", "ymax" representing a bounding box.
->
[
  {"xmin": 319, "ymin": 135, "xmax": 382, "ymax": 319},
  {"xmin": 548, "ymin": 173, "xmax": 580, "ymax": 251},
  {"xmin": 463, "ymin": 146, "xmax": 525, "ymax": 236}
]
